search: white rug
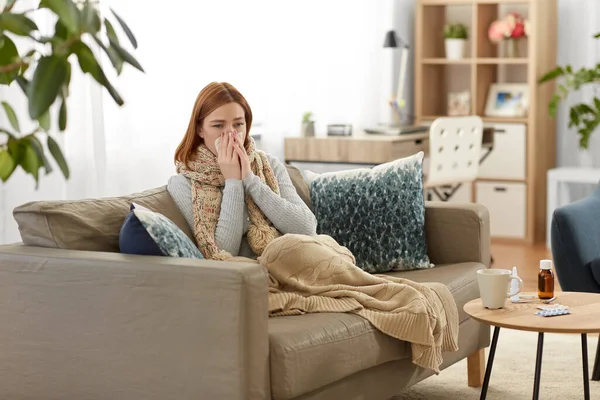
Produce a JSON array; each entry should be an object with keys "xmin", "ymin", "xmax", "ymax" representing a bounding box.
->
[{"xmin": 393, "ymin": 329, "xmax": 599, "ymax": 400}]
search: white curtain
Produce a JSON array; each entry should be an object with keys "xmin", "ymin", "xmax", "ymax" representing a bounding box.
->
[
  {"xmin": 556, "ymin": 0, "xmax": 600, "ymax": 168},
  {"xmin": 1, "ymin": 0, "xmax": 399, "ymax": 244}
]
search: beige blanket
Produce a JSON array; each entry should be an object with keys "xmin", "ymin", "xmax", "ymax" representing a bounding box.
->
[{"xmin": 257, "ymin": 234, "xmax": 459, "ymax": 373}]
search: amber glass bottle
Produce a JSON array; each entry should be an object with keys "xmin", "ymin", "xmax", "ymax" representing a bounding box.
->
[{"xmin": 538, "ymin": 259, "xmax": 555, "ymax": 300}]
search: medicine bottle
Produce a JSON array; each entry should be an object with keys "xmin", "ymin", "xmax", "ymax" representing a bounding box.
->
[{"xmin": 538, "ymin": 259, "xmax": 554, "ymax": 300}]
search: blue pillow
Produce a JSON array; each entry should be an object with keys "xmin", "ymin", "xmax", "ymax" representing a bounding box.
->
[
  {"xmin": 119, "ymin": 203, "xmax": 203, "ymax": 259},
  {"xmin": 305, "ymin": 151, "xmax": 431, "ymax": 273}
]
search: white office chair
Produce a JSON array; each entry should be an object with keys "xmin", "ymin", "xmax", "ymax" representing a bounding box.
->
[{"xmin": 425, "ymin": 116, "xmax": 484, "ymax": 201}]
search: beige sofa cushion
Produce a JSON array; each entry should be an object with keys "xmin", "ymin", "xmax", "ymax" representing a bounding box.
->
[
  {"xmin": 13, "ymin": 186, "xmax": 192, "ymax": 252},
  {"xmin": 285, "ymin": 164, "xmax": 311, "ymax": 208},
  {"xmin": 268, "ymin": 261, "xmax": 484, "ymax": 399}
]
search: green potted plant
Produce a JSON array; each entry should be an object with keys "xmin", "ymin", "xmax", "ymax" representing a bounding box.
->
[
  {"xmin": 443, "ymin": 23, "xmax": 468, "ymax": 60},
  {"xmin": 301, "ymin": 111, "xmax": 315, "ymax": 137},
  {"xmin": 0, "ymin": 0, "xmax": 142, "ymax": 187},
  {"xmin": 539, "ymin": 32, "xmax": 600, "ymax": 165}
]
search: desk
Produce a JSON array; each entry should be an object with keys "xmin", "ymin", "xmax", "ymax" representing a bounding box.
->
[
  {"xmin": 546, "ymin": 167, "xmax": 600, "ymax": 248},
  {"xmin": 284, "ymin": 128, "xmax": 494, "ymax": 166}
]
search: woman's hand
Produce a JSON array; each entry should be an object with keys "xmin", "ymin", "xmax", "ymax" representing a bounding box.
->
[
  {"xmin": 233, "ymin": 134, "xmax": 251, "ymax": 179},
  {"xmin": 217, "ymin": 131, "xmax": 242, "ymax": 180}
]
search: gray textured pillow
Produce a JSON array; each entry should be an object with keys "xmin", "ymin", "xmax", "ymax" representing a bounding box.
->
[{"xmin": 305, "ymin": 152, "xmax": 432, "ymax": 273}]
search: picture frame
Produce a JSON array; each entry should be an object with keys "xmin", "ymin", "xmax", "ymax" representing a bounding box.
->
[
  {"xmin": 484, "ymin": 83, "xmax": 529, "ymax": 118},
  {"xmin": 447, "ymin": 91, "xmax": 471, "ymax": 116}
]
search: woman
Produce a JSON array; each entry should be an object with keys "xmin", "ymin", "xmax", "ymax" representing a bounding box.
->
[{"xmin": 168, "ymin": 82, "xmax": 317, "ymax": 260}]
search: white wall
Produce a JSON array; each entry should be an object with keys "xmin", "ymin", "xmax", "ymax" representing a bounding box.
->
[{"xmin": 0, "ymin": 0, "xmax": 402, "ymax": 243}]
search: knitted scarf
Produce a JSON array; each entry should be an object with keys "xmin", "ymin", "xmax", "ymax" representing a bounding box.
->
[{"xmin": 177, "ymin": 136, "xmax": 281, "ymax": 260}]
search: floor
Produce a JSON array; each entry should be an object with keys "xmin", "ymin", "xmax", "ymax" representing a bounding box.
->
[{"xmin": 490, "ymin": 241, "xmax": 556, "ymax": 292}]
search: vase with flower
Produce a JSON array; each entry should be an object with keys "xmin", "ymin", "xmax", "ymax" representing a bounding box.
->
[{"xmin": 488, "ymin": 12, "xmax": 530, "ymax": 58}]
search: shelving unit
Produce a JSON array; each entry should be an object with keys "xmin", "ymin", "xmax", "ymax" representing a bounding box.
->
[{"xmin": 415, "ymin": 0, "xmax": 557, "ymax": 244}]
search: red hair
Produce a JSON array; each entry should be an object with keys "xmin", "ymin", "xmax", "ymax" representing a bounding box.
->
[{"xmin": 174, "ymin": 82, "xmax": 253, "ymax": 168}]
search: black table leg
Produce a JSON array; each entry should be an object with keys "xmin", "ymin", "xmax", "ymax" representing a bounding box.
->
[
  {"xmin": 480, "ymin": 326, "xmax": 500, "ymax": 400},
  {"xmin": 582, "ymin": 334, "xmax": 590, "ymax": 400},
  {"xmin": 533, "ymin": 332, "xmax": 544, "ymax": 400},
  {"xmin": 593, "ymin": 337, "xmax": 600, "ymax": 381}
]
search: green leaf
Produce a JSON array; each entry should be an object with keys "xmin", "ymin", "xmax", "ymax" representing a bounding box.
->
[
  {"xmin": 27, "ymin": 135, "xmax": 53, "ymax": 175},
  {"xmin": 93, "ymin": 36, "xmax": 123, "ymax": 75},
  {"xmin": 110, "ymin": 8, "xmax": 137, "ymax": 49},
  {"xmin": 38, "ymin": 110, "xmax": 51, "ymax": 131},
  {"xmin": 594, "ymin": 97, "xmax": 600, "ymax": 112},
  {"xmin": 104, "ymin": 19, "xmax": 119, "ymax": 44},
  {"xmin": 539, "ymin": 67, "xmax": 565, "ymax": 84},
  {"xmin": 7, "ymin": 136, "xmax": 23, "ymax": 162},
  {"xmin": 100, "ymin": 75, "xmax": 123, "ymax": 106},
  {"xmin": 40, "ymin": 0, "xmax": 79, "ymax": 33},
  {"xmin": 0, "ymin": 150, "xmax": 16, "ymax": 182},
  {"xmin": 20, "ymin": 140, "xmax": 41, "ymax": 185},
  {"xmin": 59, "ymin": 96, "xmax": 67, "ymax": 131},
  {"xmin": 63, "ymin": 61, "xmax": 71, "ymax": 96},
  {"xmin": 71, "ymin": 40, "xmax": 124, "ymax": 106},
  {"xmin": 54, "ymin": 19, "xmax": 68, "ymax": 40},
  {"xmin": 106, "ymin": 45, "xmax": 123, "ymax": 74},
  {"xmin": 0, "ymin": 35, "xmax": 19, "ymax": 84},
  {"xmin": 108, "ymin": 39, "xmax": 144, "ymax": 73},
  {"xmin": 81, "ymin": 3, "xmax": 101, "ymax": 34},
  {"xmin": 27, "ymin": 55, "xmax": 68, "ymax": 119},
  {"xmin": 1, "ymin": 101, "xmax": 19, "ymax": 132},
  {"xmin": 47, "ymin": 135, "xmax": 69, "ymax": 179},
  {"xmin": 16, "ymin": 76, "xmax": 28, "ymax": 95},
  {"xmin": 71, "ymin": 40, "xmax": 104, "ymax": 83},
  {"xmin": 548, "ymin": 94, "xmax": 561, "ymax": 117},
  {"xmin": 0, "ymin": 13, "xmax": 39, "ymax": 36},
  {"xmin": 594, "ymin": 32, "xmax": 600, "ymax": 39}
]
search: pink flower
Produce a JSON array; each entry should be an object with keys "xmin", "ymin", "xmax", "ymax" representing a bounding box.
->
[
  {"xmin": 488, "ymin": 20, "xmax": 511, "ymax": 43},
  {"xmin": 511, "ymin": 21, "xmax": 525, "ymax": 38}
]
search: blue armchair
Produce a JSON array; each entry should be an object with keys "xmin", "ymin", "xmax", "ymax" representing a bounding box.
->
[{"xmin": 551, "ymin": 182, "xmax": 600, "ymax": 380}]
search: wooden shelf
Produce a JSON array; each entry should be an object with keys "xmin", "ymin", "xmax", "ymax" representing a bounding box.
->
[
  {"xmin": 422, "ymin": 0, "xmax": 473, "ymax": 4},
  {"xmin": 421, "ymin": 115, "xmax": 528, "ymax": 124},
  {"xmin": 416, "ymin": 0, "xmax": 558, "ymax": 244},
  {"xmin": 422, "ymin": 58, "xmax": 529, "ymax": 64},
  {"xmin": 477, "ymin": 58, "xmax": 528, "ymax": 64},
  {"xmin": 477, "ymin": 178, "xmax": 528, "ymax": 183},
  {"xmin": 422, "ymin": 58, "xmax": 473, "ymax": 64},
  {"xmin": 482, "ymin": 116, "xmax": 528, "ymax": 123},
  {"xmin": 422, "ymin": 0, "xmax": 533, "ymax": 4},
  {"xmin": 476, "ymin": 0, "xmax": 530, "ymax": 4}
]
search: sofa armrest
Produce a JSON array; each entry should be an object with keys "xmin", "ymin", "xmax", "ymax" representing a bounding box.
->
[
  {"xmin": 0, "ymin": 244, "xmax": 269, "ymax": 400},
  {"xmin": 424, "ymin": 201, "xmax": 491, "ymax": 268}
]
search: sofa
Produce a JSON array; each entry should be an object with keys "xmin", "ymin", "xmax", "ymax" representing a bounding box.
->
[
  {"xmin": 551, "ymin": 181, "xmax": 600, "ymax": 380},
  {"xmin": 0, "ymin": 165, "xmax": 491, "ymax": 400}
]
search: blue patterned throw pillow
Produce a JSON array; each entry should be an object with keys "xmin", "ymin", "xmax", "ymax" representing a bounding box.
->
[
  {"xmin": 306, "ymin": 151, "xmax": 431, "ymax": 273},
  {"xmin": 119, "ymin": 203, "xmax": 203, "ymax": 259}
]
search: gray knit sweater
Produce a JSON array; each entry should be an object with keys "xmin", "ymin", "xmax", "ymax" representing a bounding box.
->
[{"xmin": 167, "ymin": 153, "xmax": 317, "ymax": 258}]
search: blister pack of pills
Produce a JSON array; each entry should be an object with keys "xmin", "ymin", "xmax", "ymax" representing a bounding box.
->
[{"xmin": 535, "ymin": 304, "xmax": 571, "ymax": 317}]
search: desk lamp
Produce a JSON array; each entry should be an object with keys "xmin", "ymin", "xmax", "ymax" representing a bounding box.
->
[{"xmin": 383, "ymin": 30, "xmax": 410, "ymax": 127}]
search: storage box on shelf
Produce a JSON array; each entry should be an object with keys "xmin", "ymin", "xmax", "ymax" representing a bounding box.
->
[{"xmin": 415, "ymin": 0, "xmax": 557, "ymax": 244}]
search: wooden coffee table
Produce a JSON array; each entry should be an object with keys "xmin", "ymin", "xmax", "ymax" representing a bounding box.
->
[{"xmin": 464, "ymin": 291, "xmax": 600, "ymax": 400}]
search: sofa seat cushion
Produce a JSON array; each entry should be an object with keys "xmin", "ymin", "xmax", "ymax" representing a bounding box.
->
[
  {"xmin": 383, "ymin": 261, "xmax": 485, "ymax": 324},
  {"xmin": 268, "ymin": 261, "xmax": 484, "ymax": 400},
  {"xmin": 268, "ymin": 312, "xmax": 410, "ymax": 400}
]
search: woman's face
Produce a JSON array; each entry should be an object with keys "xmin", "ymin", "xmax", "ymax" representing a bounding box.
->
[{"xmin": 199, "ymin": 102, "xmax": 247, "ymax": 155}]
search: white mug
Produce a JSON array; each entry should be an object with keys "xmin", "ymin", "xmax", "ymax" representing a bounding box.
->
[{"xmin": 477, "ymin": 269, "xmax": 523, "ymax": 309}]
